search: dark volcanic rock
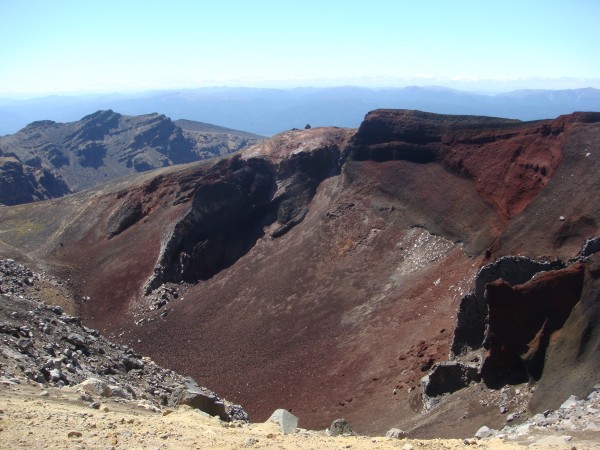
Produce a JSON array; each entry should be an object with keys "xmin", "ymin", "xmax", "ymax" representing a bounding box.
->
[
  {"xmin": 481, "ymin": 263, "xmax": 586, "ymax": 386},
  {"xmin": 106, "ymin": 198, "xmax": 144, "ymax": 239},
  {"xmin": 147, "ymin": 136, "xmax": 345, "ymax": 290},
  {"xmin": 169, "ymin": 378, "xmax": 232, "ymax": 421},
  {"xmin": 451, "ymin": 256, "xmax": 565, "ymax": 356},
  {"xmin": 328, "ymin": 418, "xmax": 355, "ymax": 436},
  {"xmin": 421, "ymin": 362, "xmax": 480, "ymax": 406},
  {"xmin": 147, "ymin": 155, "xmax": 277, "ymax": 289},
  {"xmin": 529, "ymin": 252, "xmax": 600, "ymax": 413},
  {"xmin": 0, "ymin": 156, "xmax": 71, "ymax": 205}
]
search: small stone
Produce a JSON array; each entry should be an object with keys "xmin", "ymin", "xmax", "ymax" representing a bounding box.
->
[
  {"xmin": 559, "ymin": 216, "xmax": 566, "ymax": 221},
  {"xmin": 162, "ymin": 409, "xmax": 173, "ymax": 416},
  {"xmin": 506, "ymin": 413, "xmax": 517, "ymax": 422},
  {"xmin": 160, "ymin": 433, "xmax": 169, "ymax": 439},
  {"xmin": 499, "ymin": 405, "xmax": 508, "ymax": 414},
  {"xmin": 67, "ymin": 431, "xmax": 82, "ymax": 438},
  {"xmin": 88, "ymin": 402, "xmax": 100, "ymax": 409},
  {"xmin": 402, "ymin": 444, "xmax": 414, "ymax": 450},
  {"xmin": 39, "ymin": 390, "xmax": 49, "ymax": 397},
  {"xmin": 80, "ymin": 392, "xmax": 93, "ymax": 402},
  {"xmin": 17, "ymin": 338, "xmax": 33, "ymax": 353},
  {"xmin": 244, "ymin": 437, "xmax": 259, "ymax": 446}
]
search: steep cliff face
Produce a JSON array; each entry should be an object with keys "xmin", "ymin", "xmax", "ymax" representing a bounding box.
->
[
  {"xmin": 482, "ymin": 263, "xmax": 586, "ymax": 385},
  {"xmin": 0, "ymin": 110, "xmax": 599, "ymax": 436},
  {"xmin": 0, "ymin": 111, "xmax": 263, "ymax": 205},
  {"xmin": 0, "ymin": 156, "xmax": 70, "ymax": 205},
  {"xmin": 348, "ymin": 109, "xmax": 583, "ymax": 220}
]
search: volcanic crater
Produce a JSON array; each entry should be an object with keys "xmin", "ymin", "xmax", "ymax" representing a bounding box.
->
[{"xmin": 1, "ymin": 109, "xmax": 599, "ymax": 437}]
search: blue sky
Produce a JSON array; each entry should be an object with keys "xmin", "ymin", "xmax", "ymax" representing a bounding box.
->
[{"xmin": 1, "ymin": 0, "xmax": 599, "ymax": 96}]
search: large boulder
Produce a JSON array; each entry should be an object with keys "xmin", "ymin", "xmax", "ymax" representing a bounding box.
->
[
  {"xmin": 421, "ymin": 362, "xmax": 479, "ymax": 409},
  {"xmin": 168, "ymin": 378, "xmax": 248, "ymax": 422},
  {"xmin": 266, "ymin": 409, "xmax": 298, "ymax": 435},
  {"xmin": 75, "ymin": 378, "xmax": 112, "ymax": 397}
]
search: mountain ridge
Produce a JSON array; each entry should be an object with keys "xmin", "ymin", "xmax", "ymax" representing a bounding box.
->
[
  {"xmin": 1, "ymin": 86, "xmax": 599, "ymax": 136},
  {"xmin": 0, "ymin": 110, "xmax": 263, "ymax": 205}
]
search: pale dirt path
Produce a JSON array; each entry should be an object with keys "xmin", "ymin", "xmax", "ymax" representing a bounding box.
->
[{"xmin": 0, "ymin": 382, "xmax": 580, "ymax": 450}]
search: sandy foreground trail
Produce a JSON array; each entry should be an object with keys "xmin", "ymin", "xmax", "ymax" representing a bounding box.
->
[{"xmin": 1, "ymin": 382, "xmax": 595, "ymax": 450}]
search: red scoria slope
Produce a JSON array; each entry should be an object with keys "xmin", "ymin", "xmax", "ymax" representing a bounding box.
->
[{"xmin": 0, "ymin": 110, "xmax": 599, "ymax": 436}]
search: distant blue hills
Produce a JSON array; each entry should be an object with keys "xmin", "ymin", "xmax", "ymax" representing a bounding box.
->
[{"xmin": 1, "ymin": 86, "xmax": 599, "ymax": 136}]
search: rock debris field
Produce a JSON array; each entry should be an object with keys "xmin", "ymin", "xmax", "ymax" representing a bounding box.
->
[{"xmin": 1, "ymin": 257, "xmax": 600, "ymax": 449}]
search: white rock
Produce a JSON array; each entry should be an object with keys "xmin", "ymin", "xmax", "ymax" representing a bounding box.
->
[
  {"xmin": 560, "ymin": 395, "xmax": 578, "ymax": 409},
  {"xmin": 385, "ymin": 428, "xmax": 406, "ymax": 439},
  {"xmin": 475, "ymin": 425, "xmax": 493, "ymax": 439},
  {"xmin": 108, "ymin": 385, "xmax": 131, "ymax": 399},
  {"xmin": 266, "ymin": 409, "xmax": 298, "ymax": 435},
  {"xmin": 76, "ymin": 378, "xmax": 112, "ymax": 397},
  {"xmin": 515, "ymin": 423, "xmax": 531, "ymax": 436}
]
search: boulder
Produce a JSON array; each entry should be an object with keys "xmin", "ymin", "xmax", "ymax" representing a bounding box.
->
[
  {"xmin": 327, "ymin": 418, "xmax": 355, "ymax": 436},
  {"xmin": 421, "ymin": 361, "xmax": 479, "ymax": 408},
  {"xmin": 108, "ymin": 385, "xmax": 133, "ymax": 400},
  {"xmin": 474, "ymin": 425, "xmax": 493, "ymax": 439},
  {"xmin": 266, "ymin": 409, "xmax": 298, "ymax": 435},
  {"xmin": 385, "ymin": 428, "xmax": 406, "ymax": 439},
  {"xmin": 66, "ymin": 333, "xmax": 87, "ymax": 348},
  {"xmin": 76, "ymin": 378, "xmax": 112, "ymax": 397},
  {"xmin": 169, "ymin": 378, "xmax": 229, "ymax": 421}
]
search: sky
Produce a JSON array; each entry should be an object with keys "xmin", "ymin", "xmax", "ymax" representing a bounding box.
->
[{"xmin": 1, "ymin": 0, "xmax": 599, "ymax": 97}]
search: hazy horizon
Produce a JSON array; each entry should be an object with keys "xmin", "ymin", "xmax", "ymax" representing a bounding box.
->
[
  {"xmin": 1, "ymin": 82, "xmax": 600, "ymax": 103},
  {"xmin": 1, "ymin": 0, "xmax": 599, "ymax": 97}
]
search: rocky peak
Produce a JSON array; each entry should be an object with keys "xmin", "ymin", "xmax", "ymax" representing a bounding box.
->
[{"xmin": 67, "ymin": 109, "xmax": 121, "ymax": 143}]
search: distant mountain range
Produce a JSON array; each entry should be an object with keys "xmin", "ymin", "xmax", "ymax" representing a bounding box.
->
[
  {"xmin": 0, "ymin": 110, "xmax": 262, "ymax": 205},
  {"xmin": 1, "ymin": 86, "xmax": 599, "ymax": 136}
]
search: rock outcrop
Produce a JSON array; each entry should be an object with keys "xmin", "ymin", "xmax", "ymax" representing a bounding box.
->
[
  {"xmin": 451, "ymin": 256, "xmax": 565, "ymax": 357},
  {"xmin": 421, "ymin": 362, "xmax": 480, "ymax": 408},
  {"xmin": 0, "ymin": 156, "xmax": 70, "ymax": 205},
  {"xmin": 147, "ymin": 130, "xmax": 348, "ymax": 290},
  {"xmin": 482, "ymin": 263, "xmax": 585, "ymax": 386}
]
